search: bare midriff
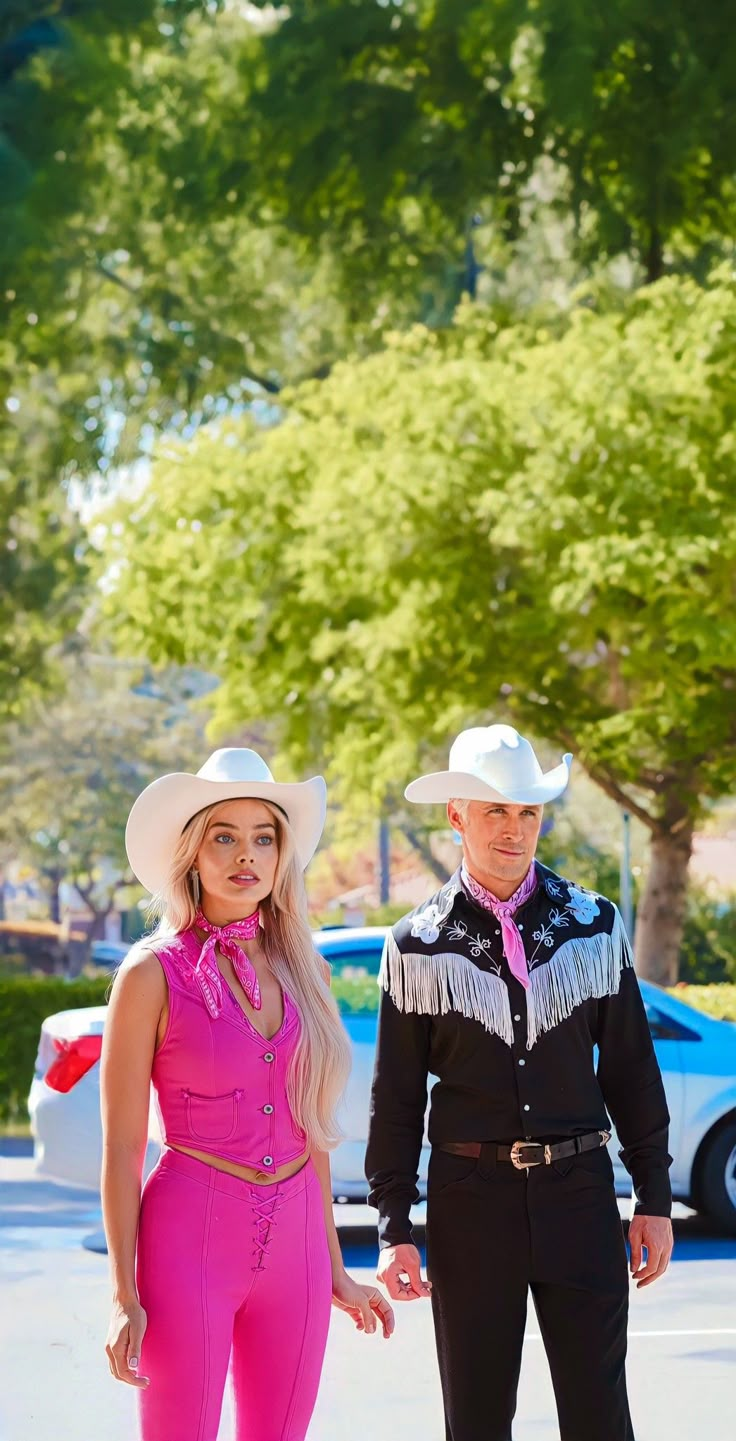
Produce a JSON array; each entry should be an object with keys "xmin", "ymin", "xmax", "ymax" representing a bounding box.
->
[{"xmin": 167, "ymin": 1141, "xmax": 311, "ymax": 1186}]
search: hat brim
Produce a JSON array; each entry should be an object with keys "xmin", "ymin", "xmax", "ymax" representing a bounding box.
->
[
  {"xmin": 404, "ymin": 755, "xmax": 572, "ymax": 806},
  {"xmin": 126, "ymin": 773, "xmax": 326, "ymax": 895}
]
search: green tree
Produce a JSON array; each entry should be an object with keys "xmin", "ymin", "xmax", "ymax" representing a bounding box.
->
[
  {"xmin": 0, "ymin": 381, "xmax": 87, "ymax": 717},
  {"xmin": 0, "ymin": 1, "xmax": 381, "ymax": 493},
  {"xmin": 0, "ymin": 653, "xmax": 208, "ymax": 935},
  {"xmin": 99, "ymin": 268, "xmax": 736, "ymax": 985},
  {"xmin": 6, "ymin": 0, "xmax": 736, "ymax": 498},
  {"xmin": 243, "ymin": 0, "xmax": 736, "ymax": 285}
]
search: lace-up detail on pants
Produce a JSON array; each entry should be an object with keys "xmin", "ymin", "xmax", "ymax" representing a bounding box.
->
[{"xmin": 251, "ymin": 1187, "xmax": 284, "ymax": 1272}]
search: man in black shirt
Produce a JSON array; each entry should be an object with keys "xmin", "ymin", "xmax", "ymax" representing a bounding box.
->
[{"xmin": 365, "ymin": 724, "xmax": 673, "ymax": 1441}]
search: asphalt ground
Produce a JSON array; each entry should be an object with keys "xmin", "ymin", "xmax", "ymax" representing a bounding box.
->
[{"xmin": 1, "ymin": 1147, "xmax": 734, "ymax": 1441}]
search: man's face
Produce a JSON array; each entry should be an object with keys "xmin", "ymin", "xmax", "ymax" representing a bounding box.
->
[{"xmin": 447, "ymin": 799, "xmax": 544, "ymax": 895}]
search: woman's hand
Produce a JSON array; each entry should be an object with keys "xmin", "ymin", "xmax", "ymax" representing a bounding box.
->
[
  {"xmin": 331, "ymin": 1269, "xmax": 395, "ymax": 1339},
  {"xmin": 105, "ymin": 1297, "xmax": 150, "ymax": 1387}
]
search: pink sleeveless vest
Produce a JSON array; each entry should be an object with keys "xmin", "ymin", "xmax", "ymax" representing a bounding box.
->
[{"xmin": 149, "ymin": 930, "xmax": 307, "ymax": 1174}]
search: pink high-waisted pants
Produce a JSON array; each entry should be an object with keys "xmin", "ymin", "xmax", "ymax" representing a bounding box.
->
[{"xmin": 135, "ymin": 1148, "xmax": 332, "ymax": 1441}]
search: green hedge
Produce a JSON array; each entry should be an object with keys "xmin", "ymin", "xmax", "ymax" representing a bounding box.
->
[
  {"xmin": 2, "ymin": 975, "xmax": 735, "ymax": 1128},
  {"xmin": 669, "ymin": 984, "xmax": 736, "ymax": 1022},
  {"xmin": 0, "ymin": 976, "xmax": 111, "ymax": 1124}
]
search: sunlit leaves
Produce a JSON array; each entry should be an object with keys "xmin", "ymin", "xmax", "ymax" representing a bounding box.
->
[{"xmin": 100, "ymin": 268, "xmax": 736, "ymax": 827}]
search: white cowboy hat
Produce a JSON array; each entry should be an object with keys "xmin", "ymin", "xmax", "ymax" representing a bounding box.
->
[
  {"xmin": 126, "ymin": 748, "xmax": 326, "ymax": 894},
  {"xmin": 404, "ymin": 725, "xmax": 572, "ymax": 806}
]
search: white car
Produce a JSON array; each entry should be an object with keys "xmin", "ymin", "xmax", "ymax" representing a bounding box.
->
[{"xmin": 28, "ymin": 927, "xmax": 736, "ymax": 1229}]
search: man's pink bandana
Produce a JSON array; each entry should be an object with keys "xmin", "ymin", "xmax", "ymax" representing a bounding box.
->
[{"xmin": 461, "ymin": 864, "xmax": 537, "ymax": 990}]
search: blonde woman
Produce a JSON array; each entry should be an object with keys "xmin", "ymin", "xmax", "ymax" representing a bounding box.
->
[{"xmin": 101, "ymin": 748, "xmax": 393, "ymax": 1441}]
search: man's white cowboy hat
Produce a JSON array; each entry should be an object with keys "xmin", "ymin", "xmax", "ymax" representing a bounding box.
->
[
  {"xmin": 405, "ymin": 725, "xmax": 572, "ymax": 806},
  {"xmin": 126, "ymin": 748, "xmax": 326, "ymax": 894}
]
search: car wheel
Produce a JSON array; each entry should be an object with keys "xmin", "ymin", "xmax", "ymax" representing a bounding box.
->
[{"xmin": 698, "ymin": 1121, "xmax": 736, "ymax": 1233}]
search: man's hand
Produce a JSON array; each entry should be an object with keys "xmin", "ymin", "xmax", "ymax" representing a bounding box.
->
[
  {"xmin": 376, "ymin": 1243, "xmax": 432, "ymax": 1302},
  {"xmin": 628, "ymin": 1215, "xmax": 673, "ymax": 1288}
]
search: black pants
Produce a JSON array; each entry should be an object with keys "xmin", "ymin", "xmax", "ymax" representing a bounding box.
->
[{"xmin": 425, "ymin": 1143, "xmax": 634, "ymax": 1441}]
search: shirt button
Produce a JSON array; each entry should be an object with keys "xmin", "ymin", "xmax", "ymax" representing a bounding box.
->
[
  {"xmin": 514, "ymin": 1014, "xmax": 521, "ymax": 1022},
  {"xmin": 518, "ymin": 1059, "xmax": 526, "ymax": 1066},
  {"xmin": 518, "ymin": 924, "xmax": 524, "ymax": 931},
  {"xmin": 263, "ymin": 1104, "xmax": 274, "ymax": 1115},
  {"xmin": 263, "ymin": 1052, "xmax": 275, "ymax": 1063},
  {"xmin": 523, "ymin": 1104, "xmax": 530, "ymax": 1112},
  {"xmin": 495, "ymin": 928, "xmax": 501, "ymax": 936},
  {"xmin": 262, "ymin": 1155, "xmax": 274, "ymax": 1167}
]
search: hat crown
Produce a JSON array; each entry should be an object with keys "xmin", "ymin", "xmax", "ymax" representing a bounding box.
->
[
  {"xmin": 449, "ymin": 725, "xmax": 543, "ymax": 790},
  {"xmin": 196, "ymin": 748, "xmax": 275, "ymax": 786}
]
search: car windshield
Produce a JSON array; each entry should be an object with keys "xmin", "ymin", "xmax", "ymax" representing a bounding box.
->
[{"xmin": 316, "ymin": 941, "xmax": 384, "ymax": 1015}]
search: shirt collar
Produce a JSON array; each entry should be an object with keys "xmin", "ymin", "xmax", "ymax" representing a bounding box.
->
[{"xmin": 460, "ymin": 860, "xmax": 537, "ymax": 915}]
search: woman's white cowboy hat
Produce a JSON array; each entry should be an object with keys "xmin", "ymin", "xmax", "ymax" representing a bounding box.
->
[
  {"xmin": 126, "ymin": 748, "xmax": 326, "ymax": 894},
  {"xmin": 405, "ymin": 725, "xmax": 572, "ymax": 806}
]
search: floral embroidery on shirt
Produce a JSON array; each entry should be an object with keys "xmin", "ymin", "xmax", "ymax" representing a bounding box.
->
[
  {"xmin": 410, "ymin": 903, "xmax": 444, "ymax": 944},
  {"xmin": 566, "ymin": 885, "xmax": 600, "ymax": 925},
  {"xmin": 530, "ymin": 908, "xmax": 571, "ymax": 965},
  {"xmin": 544, "ymin": 876, "xmax": 564, "ymax": 899},
  {"xmin": 446, "ymin": 919, "xmax": 469, "ymax": 943},
  {"xmin": 446, "ymin": 917, "xmax": 499, "ymax": 967}
]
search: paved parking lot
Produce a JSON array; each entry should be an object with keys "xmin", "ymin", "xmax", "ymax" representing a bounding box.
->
[{"xmin": 1, "ymin": 1148, "xmax": 734, "ymax": 1441}]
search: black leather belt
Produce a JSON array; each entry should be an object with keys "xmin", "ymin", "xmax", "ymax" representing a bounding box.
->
[{"xmin": 435, "ymin": 1129, "xmax": 611, "ymax": 1170}]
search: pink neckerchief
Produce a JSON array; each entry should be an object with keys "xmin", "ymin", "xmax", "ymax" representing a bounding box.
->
[
  {"xmin": 193, "ymin": 909, "xmax": 261, "ymax": 1018},
  {"xmin": 460, "ymin": 863, "xmax": 537, "ymax": 990}
]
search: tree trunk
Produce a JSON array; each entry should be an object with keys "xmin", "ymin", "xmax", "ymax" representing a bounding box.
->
[
  {"xmin": 44, "ymin": 867, "xmax": 64, "ymax": 924},
  {"xmin": 73, "ymin": 878, "xmax": 115, "ymax": 943},
  {"xmin": 399, "ymin": 824, "xmax": 451, "ymax": 885},
  {"xmin": 644, "ymin": 225, "xmax": 664, "ymax": 284},
  {"xmin": 634, "ymin": 824, "xmax": 693, "ymax": 985}
]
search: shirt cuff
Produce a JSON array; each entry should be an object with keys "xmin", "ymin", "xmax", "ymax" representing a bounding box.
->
[
  {"xmin": 375, "ymin": 1205, "xmax": 416, "ymax": 1250},
  {"xmin": 632, "ymin": 1167, "xmax": 672, "ymax": 1218}
]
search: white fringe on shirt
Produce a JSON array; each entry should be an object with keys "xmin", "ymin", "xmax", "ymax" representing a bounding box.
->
[
  {"xmin": 379, "ymin": 907, "xmax": 631, "ymax": 1051},
  {"xmin": 525, "ymin": 906, "xmax": 632, "ymax": 1049},
  {"xmin": 379, "ymin": 934, "xmax": 514, "ymax": 1046}
]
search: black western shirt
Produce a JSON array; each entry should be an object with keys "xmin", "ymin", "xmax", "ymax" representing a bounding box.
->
[{"xmin": 365, "ymin": 863, "xmax": 672, "ymax": 1248}]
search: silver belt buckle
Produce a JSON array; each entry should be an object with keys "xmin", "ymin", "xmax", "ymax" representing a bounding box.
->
[{"xmin": 510, "ymin": 1140, "xmax": 550, "ymax": 1169}]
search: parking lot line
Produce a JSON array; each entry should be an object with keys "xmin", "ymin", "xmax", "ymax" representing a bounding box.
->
[{"xmin": 525, "ymin": 1327, "xmax": 736, "ymax": 1339}]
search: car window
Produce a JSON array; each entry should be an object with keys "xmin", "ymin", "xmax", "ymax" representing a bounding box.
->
[
  {"xmin": 321, "ymin": 948, "xmax": 383, "ymax": 978},
  {"xmin": 645, "ymin": 1003, "xmax": 700, "ymax": 1042}
]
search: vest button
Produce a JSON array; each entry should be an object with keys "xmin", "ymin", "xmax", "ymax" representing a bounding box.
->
[
  {"xmin": 263, "ymin": 1104, "xmax": 274, "ymax": 1115},
  {"xmin": 263, "ymin": 1052, "xmax": 275, "ymax": 1063},
  {"xmin": 262, "ymin": 1155, "xmax": 274, "ymax": 1167}
]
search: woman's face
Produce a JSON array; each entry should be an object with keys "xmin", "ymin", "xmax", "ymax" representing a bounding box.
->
[{"xmin": 194, "ymin": 798, "xmax": 280, "ymax": 923}]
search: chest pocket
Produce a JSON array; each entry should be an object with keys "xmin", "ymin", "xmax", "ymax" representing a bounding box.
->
[{"xmin": 182, "ymin": 1088, "xmax": 243, "ymax": 1143}]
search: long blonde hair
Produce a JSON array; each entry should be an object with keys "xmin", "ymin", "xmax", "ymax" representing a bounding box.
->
[{"xmin": 145, "ymin": 799, "xmax": 351, "ymax": 1152}]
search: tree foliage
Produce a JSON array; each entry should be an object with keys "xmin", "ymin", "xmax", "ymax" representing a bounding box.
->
[
  {"xmin": 4, "ymin": 0, "xmax": 736, "ymax": 493},
  {"xmin": 99, "ymin": 267, "xmax": 736, "ymax": 979},
  {"xmin": 244, "ymin": 0, "xmax": 736, "ymax": 284},
  {"xmin": 0, "ymin": 653, "xmax": 208, "ymax": 928}
]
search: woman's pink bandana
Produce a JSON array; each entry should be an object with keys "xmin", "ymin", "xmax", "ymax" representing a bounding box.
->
[
  {"xmin": 460, "ymin": 863, "xmax": 537, "ymax": 990},
  {"xmin": 193, "ymin": 909, "xmax": 261, "ymax": 1017}
]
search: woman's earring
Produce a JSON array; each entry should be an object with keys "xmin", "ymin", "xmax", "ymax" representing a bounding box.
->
[{"xmin": 191, "ymin": 869, "xmax": 201, "ymax": 906}]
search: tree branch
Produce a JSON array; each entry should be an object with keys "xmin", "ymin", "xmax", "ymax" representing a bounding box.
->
[
  {"xmin": 580, "ymin": 765, "xmax": 661, "ymax": 834},
  {"xmin": 91, "ymin": 258, "xmax": 284, "ymax": 394},
  {"xmin": 398, "ymin": 823, "xmax": 452, "ymax": 884},
  {"xmin": 94, "ymin": 260, "xmax": 138, "ymax": 296},
  {"xmin": 554, "ymin": 725, "xmax": 661, "ymax": 834}
]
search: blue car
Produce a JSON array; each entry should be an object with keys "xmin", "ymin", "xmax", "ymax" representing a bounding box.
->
[
  {"xmin": 316, "ymin": 927, "xmax": 736, "ymax": 1230},
  {"xmin": 29, "ymin": 926, "xmax": 736, "ymax": 1230}
]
